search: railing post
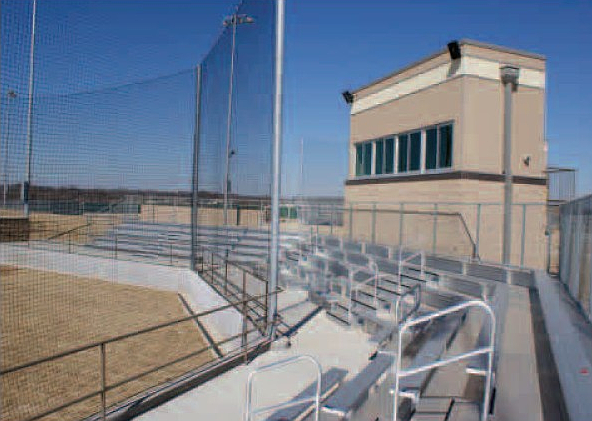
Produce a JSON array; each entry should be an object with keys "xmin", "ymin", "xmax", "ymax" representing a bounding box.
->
[
  {"xmin": 520, "ymin": 204, "xmax": 527, "ymax": 267},
  {"xmin": 211, "ymin": 251, "xmax": 214, "ymax": 282},
  {"xmin": 114, "ymin": 228, "xmax": 118, "ymax": 260},
  {"xmin": 100, "ymin": 343, "xmax": 106, "ymax": 421},
  {"xmin": 330, "ymin": 204, "xmax": 334, "ymax": 235},
  {"xmin": 399, "ymin": 203, "xmax": 404, "ymax": 246},
  {"xmin": 348, "ymin": 203, "xmax": 353, "ymax": 240},
  {"xmin": 476, "ymin": 204, "xmax": 481, "ymax": 258},
  {"xmin": 169, "ymin": 242, "xmax": 173, "ymax": 265},
  {"xmin": 242, "ymin": 271, "xmax": 248, "ymax": 362},
  {"xmin": 432, "ymin": 203, "xmax": 438, "ymax": 254},
  {"xmin": 371, "ymin": 202, "xmax": 376, "ymax": 244},
  {"xmin": 224, "ymin": 250, "xmax": 229, "ymax": 295}
]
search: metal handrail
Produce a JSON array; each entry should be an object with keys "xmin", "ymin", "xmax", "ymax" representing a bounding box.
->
[
  {"xmin": 397, "ymin": 247, "xmax": 426, "ymax": 283},
  {"xmin": 391, "ymin": 300, "xmax": 495, "ymax": 421},
  {"xmin": 245, "ymin": 355, "xmax": 322, "ymax": 421},
  {"xmin": 392, "ymin": 284, "xmax": 421, "ymax": 324},
  {"xmin": 347, "ymin": 263, "xmax": 379, "ymax": 318},
  {"xmin": 1, "ymin": 291, "xmax": 279, "ymax": 421}
]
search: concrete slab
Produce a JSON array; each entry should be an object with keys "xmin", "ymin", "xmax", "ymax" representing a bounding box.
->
[
  {"xmin": 494, "ymin": 285, "xmax": 543, "ymax": 421},
  {"xmin": 137, "ymin": 312, "xmax": 375, "ymax": 421}
]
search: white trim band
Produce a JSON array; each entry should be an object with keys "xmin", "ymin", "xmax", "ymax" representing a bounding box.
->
[{"xmin": 351, "ymin": 55, "xmax": 545, "ymax": 115}]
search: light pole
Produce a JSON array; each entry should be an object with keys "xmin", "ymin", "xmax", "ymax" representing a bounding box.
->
[
  {"xmin": 23, "ymin": 0, "xmax": 38, "ymax": 217},
  {"xmin": 501, "ymin": 66, "xmax": 519, "ymax": 266},
  {"xmin": 3, "ymin": 91, "xmax": 17, "ymax": 207},
  {"xmin": 222, "ymin": 11, "xmax": 254, "ymax": 225}
]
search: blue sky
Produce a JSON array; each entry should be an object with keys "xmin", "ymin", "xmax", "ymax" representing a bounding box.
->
[{"xmin": 2, "ymin": 0, "xmax": 591, "ymax": 197}]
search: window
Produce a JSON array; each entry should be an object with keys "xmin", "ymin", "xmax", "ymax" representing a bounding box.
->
[
  {"xmin": 439, "ymin": 124, "xmax": 453, "ymax": 168},
  {"xmin": 375, "ymin": 139, "xmax": 384, "ymax": 174},
  {"xmin": 409, "ymin": 132, "xmax": 421, "ymax": 171},
  {"xmin": 363, "ymin": 142, "xmax": 372, "ymax": 175},
  {"xmin": 355, "ymin": 141, "xmax": 373, "ymax": 176},
  {"xmin": 425, "ymin": 128, "xmax": 438, "ymax": 170},
  {"xmin": 385, "ymin": 137, "xmax": 394, "ymax": 174},
  {"xmin": 355, "ymin": 144, "xmax": 363, "ymax": 176},
  {"xmin": 353, "ymin": 122, "xmax": 453, "ymax": 178},
  {"xmin": 398, "ymin": 135, "xmax": 408, "ymax": 173}
]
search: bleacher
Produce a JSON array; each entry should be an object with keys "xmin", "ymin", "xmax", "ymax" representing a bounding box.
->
[{"xmin": 87, "ymin": 222, "xmax": 525, "ymax": 420}]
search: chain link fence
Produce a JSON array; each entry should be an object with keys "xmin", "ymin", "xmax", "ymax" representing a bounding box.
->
[{"xmin": 559, "ymin": 194, "xmax": 592, "ymax": 322}]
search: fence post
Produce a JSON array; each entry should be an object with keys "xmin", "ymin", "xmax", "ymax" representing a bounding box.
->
[
  {"xmin": 520, "ymin": 204, "xmax": 527, "ymax": 267},
  {"xmin": 100, "ymin": 343, "xmax": 106, "ymax": 420},
  {"xmin": 371, "ymin": 203, "xmax": 376, "ymax": 244},
  {"xmin": 476, "ymin": 204, "xmax": 481, "ymax": 258},
  {"xmin": 330, "ymin": 205, "xmax": 334, "ymax": 235},
  {"xmin": 398, "ymin": 203, "xmax": 405, "ymax": 247},
  {"xmin": 432, "ymin": 203, "xmax": 438, "ymax": 254}
]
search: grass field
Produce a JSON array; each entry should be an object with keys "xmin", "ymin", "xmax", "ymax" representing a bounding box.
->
[{"xmin": 1, "ymin": 266, "xmax": 214, "ymax": 421}]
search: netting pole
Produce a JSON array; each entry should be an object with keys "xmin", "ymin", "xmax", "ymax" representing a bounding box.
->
[
  {"xmin": 191, "ymin": 65, "xmax": 202, "ymax": 272},
  {"xmin": 268, "ymin": 0, "xmax": 285, "ymax": 340},
  {"xmin": 23, "ymin": 0, "xmax": 38, "ymax": 217},
  {"xmin": 223, "ymin": 12, "xmax": 238, "ymax": 226}
]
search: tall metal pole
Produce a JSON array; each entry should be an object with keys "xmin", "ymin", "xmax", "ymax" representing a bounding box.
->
[
  {"xmin": 223, "ymin": 14, "xmax": 237, "ymax": 226},
  {"xmin": 299, "ymin": 137, "xmax": 304, "ymax": 198},
  {"xmin": 191, "ymin": 65, "xmax": 202, "ymax": 271},
  {"xmin": 23, "ymin": 0, "xmax": 37, "ymax": 217},
  {"xmin": 501, "ymin": 66, "xmax": 519, "ymax": 265},
  {"xmin": 268, "ymin": 0, "xmax": 285, "ymax": 339},
  {"xmin": 3, "ymin": 92, "xmax": 17, "ymax": 207}
]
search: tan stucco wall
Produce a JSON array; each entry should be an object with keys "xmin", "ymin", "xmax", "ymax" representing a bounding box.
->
[
  {"xmin": 344, "ymin": 180, "xmax": 548, "ymax": 269},
  {"xmin": 350, "ymin": 77, "xmax": 464, "ymax": 175},
  {"xmin": 462, "ymin": 77, "xmax": 546, "ymax": 176}
]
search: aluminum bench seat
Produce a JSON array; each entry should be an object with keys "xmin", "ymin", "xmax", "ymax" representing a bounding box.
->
[
  {"xmin": 264, "ymin": 367, "xmax": 347, "ymax": 421},
  {"xmin": 322, "ymin": 353, "xmax": 393, "ymax": 420},
  {"xmin": 398, "ymin": 313, "xmax": 466, "ymax": 399},
  {"xmin": 447, "ymin": 401, "xmax": 480, "ymax": 421}
]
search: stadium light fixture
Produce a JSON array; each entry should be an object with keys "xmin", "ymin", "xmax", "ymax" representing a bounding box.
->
[
  {"xmin": 447, "ymin": 40, "xmax": 461, "ymax": 60},
  {"xmin": 342, "ymin": 91, "xmax": 354, "ymax": 105}
]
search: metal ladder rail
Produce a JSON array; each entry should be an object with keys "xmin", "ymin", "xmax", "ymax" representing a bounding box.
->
[
  {"xmin": 391, "ymin": 300, "xmax": 496, "ymax": 421},
  {"xmin": 245, "ymin": 355, "xmax": 322, "ymax": 421}
]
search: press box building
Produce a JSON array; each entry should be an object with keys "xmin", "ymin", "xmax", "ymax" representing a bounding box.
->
[{"xmin": 343, "ymin": 39, "xmax": 548, "ymax": 268}]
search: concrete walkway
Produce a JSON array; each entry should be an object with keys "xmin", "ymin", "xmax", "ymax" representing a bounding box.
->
[
  {"xmin": 138, "ymin": 312, "xmax": 374, "ymax": 421},
  {"xmin": 495, "ymin": 285, "xmax": 543, "ymax": 421}
]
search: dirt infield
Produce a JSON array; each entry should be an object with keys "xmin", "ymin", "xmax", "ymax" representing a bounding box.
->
[{"xmin": 1, "ymin": 266, "xmax": 213, "ymax": 421}]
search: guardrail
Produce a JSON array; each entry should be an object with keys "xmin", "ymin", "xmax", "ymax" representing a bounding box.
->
[
  {"xmin": 0, "ymin": 292, "xmax": 279, "ymax": 421},
  {"xmin": 390, "ymin": 300, "xmax": 495, "ymax": 421}
]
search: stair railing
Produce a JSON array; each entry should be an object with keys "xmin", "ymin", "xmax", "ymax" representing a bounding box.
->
[
  {"xmin": 245, "ymin": 355, "xmax": 322, "ymax": 421},
  {"xmin": 391, "ymin": 300, "xmax": 495, "ymax": 421}
]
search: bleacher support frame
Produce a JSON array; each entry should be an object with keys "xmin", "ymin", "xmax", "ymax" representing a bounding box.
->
[{"xmin": 244, "ymin": 355, "xmax": 322, "ymax": 421}]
